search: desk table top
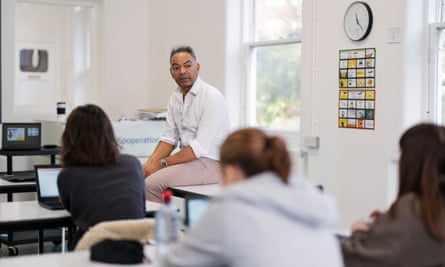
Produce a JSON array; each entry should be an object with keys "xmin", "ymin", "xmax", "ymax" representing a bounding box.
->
[
  {"xmin": 0, "ymin": 245, "xmax": 156, "ymax": 266},
  {"xmin": 169, "ymin": 183, "xmax": 222, "ymax": 199},
  {"xmin": 0, "ymin": 201, "xmax": 70, "ymax": 222},
  {"xmin": 0, "ymin": 147, "xmax": 60, "ymax": 156},
  {"xmin": 0, "ymin": 178, "xmax": 35, "ymax": 188},
  {"xmin": 0, "ymin": 201, "xmax": 161, "ymax": 223}
]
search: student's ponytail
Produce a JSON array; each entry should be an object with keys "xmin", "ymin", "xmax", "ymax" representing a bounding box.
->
[
  {"xmin": 263, "ymin": 136, "xmax": 291, "ymax": 183},
  {"xmin": 220, "ymin": 128, "xmax": 292, "ymax": 184}
]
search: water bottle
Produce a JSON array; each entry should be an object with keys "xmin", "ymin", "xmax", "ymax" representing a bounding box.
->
[{"xmin": 155, "ymin": 189, "xmax": 179, "ymax": 260}]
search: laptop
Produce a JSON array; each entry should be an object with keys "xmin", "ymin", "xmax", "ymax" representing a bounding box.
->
[
  {"xmin": 184, "ymin": 198, "xmax": 210, "ymax": 229},
  {"xmin": 1, "ymin": 170, "xmax": 36, "ymax": 182},
  {"xmin": 35, "ymin": 164, "xmax": 64, "ymax": 210},
  {"xmin": 2, "ymin": 122, "xmax": 42, "ymax": 150}
]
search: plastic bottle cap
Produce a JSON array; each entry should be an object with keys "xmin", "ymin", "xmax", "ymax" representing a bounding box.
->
[{"xmin": 162, "ymin": 189, "xmax": 172, "ymax": 203}]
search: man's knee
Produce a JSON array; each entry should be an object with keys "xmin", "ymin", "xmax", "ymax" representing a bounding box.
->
[
  {"xmin": 145, "ymin": 176, "xmax": 166, "ymax": 202},
  {"xmin": 145, "ymin": 182, "xmax": 160, "ymax": 202}
]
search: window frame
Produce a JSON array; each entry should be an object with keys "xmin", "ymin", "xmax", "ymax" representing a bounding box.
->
[
  {"xmin": 242, "ymin": 0, "xmax": 303, "ymax": 135},
  {"xmin": 428, "ymin": 22, "xmax": 445, "ymax": 123}
]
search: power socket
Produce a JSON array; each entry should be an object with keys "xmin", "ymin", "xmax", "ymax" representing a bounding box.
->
[{"xmin": 304, "ymin": 136, "xmax": 320, "ymax": 149}]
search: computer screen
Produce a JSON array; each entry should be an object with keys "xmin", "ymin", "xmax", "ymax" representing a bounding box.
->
[
  {"xmin": 36, "ymin": 166, "xmax": 62, "ymax": 198},
  {"xmin": 184, "ymin": 198, "xmax": 210, "ymax": 228},
  {"xmin": 2, "ymin": 122, "xmax": 41, "ymax": 150}
]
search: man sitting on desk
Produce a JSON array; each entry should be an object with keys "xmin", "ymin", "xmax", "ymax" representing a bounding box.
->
[{"xmin": 142, "ymin": 45, "xmax": 230, "ymax": 202}]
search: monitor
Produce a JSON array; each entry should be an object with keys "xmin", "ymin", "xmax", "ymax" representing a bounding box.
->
[{"xmin": 2, "ymin": 122, "xmax": 42, "ymax": 150}]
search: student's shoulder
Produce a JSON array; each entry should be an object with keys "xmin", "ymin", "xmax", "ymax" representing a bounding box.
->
[
  {"xmin": 57, "ymin": 166, "xmax": 84, "ymax": 183},
  {"xmin": 392, "ymin": 192, "xmax": 421, "ymax": 217},
  {"xmin": 118, "ymin": 154, "xmax": 144, "ymax": 175},
  {"xmin": 119, "ymin": 154, "xmax": 141, "ymax": 165}
]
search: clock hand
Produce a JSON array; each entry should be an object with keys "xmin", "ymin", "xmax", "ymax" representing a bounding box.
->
[{"xmin": 355, "ymin": 13, "xmax": 364, "ymax": 30}]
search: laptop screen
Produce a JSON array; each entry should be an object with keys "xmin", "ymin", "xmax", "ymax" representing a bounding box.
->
[
  {"xmin": 35, "ymin": 165, "xmax": 62, "ymax": 198},
  {"xmin": 184, "ymin": 198, "xmax": 210, "ymax": 228},
  {"xmin": 2, "ymin": 122, "xmax": 41, "ymax": 150}
]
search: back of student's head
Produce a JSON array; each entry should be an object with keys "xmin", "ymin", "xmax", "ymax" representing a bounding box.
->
[
  {"xmin": 398, "ymin": 123, "xmax": 445, "ymax": 194},
  {"xmin": 219, "ymin": 128, "xmax": 291, "ymax": 183},
  {"xmin": 61, "ymin": 104, "xmax": 119, "ymax": 166},
  {"xmin": 395, "ymin": 122, "xmax": 445, "ymax": 240}
]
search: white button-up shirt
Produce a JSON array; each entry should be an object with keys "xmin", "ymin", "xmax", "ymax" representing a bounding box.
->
[{"xmin": 160, "ymin": 77, "xmax": 230, "ymax": 160}]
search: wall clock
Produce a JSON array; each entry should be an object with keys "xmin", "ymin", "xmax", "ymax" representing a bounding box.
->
[{"xmin": 343, "ymin": 1, "xmax": 373, "ymax": 41}]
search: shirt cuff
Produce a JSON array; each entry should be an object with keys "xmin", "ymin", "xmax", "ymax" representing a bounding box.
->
[{"xmin": 189, "ymin": 139, "xmax": 207, "ymax": 158}]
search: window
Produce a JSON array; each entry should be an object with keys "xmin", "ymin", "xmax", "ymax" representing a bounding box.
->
[
  {"xmin": 434, "ymin": 26, "xmax": 445, "ymax": 124},
  {"xmin": 244, "ymin": 0, "xmax": 302, "ymax": 131},
  {"xmin": 430, "ymin": 0, "xmax": 445, "ymax": 123}
]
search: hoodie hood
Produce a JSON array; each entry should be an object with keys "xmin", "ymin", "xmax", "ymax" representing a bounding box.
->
[{"xmin": 216, "ymin": 172, "xmax": 339, "ymax": 229}]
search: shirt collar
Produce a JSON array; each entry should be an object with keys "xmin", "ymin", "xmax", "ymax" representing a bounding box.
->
[{"xmin": 176, "ymin": 76, "xmax": 201, "ymax": 96}]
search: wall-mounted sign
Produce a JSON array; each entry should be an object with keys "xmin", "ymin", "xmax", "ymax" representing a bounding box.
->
[{"xmin": 338, "ymin": 48, "xmax": 376, "ymax": 130}]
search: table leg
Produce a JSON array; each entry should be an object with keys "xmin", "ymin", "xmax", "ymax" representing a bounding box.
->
[
  {"xmin": 61, "ymin": 227, "xmax": 66, "ymax": 253},
  {"xmin": 6, "ymin": 156, "xmax": 12, "ymax": 175},
  {"xmin": 38, "ymin": 229, "xmax": 43, "ymax": 254}
]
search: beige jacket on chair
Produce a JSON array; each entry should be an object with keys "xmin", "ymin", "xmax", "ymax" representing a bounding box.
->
[{"xmin": 75, "ymin": 218, "xmax": 155, "ymax": 251}]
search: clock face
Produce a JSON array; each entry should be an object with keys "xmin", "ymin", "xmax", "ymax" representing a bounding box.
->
[{"xmin": 344, "ymin": 2, "xmax": 373, "ymax": 41}]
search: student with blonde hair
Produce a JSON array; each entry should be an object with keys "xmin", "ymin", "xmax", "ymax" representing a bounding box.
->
[{"xmin": 160, "ymin": 127, "xmax": 343, "ymax": 267}]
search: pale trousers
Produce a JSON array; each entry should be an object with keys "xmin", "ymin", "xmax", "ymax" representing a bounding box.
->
[{"xmin": 145, "ymin": 157, "xmax": 220, "ymax": 202}]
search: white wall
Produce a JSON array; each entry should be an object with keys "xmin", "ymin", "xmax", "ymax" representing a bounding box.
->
[
  {"xmin": 101, "ymin": 0, "xmax": 230, "ymax": 121},
  {"xmin": 102, "ymin": 0, "xmax": 150, "ymax": 120},
  {"xmin": 301, "ymin": 0, "xmax": 428, "ymax": 229},
  {"xmin": 1, "ymin": 0, "xmax": 102, "ymax": 175},
  {"xmin": 2, "ymin": 0, "xmax": 101, "ymax": 121},
  {"xmin": 145, "ymin": 1, "xmax": 228, "ymax": 112}
]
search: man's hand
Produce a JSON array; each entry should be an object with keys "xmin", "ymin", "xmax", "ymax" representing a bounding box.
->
[{"xmin": 142, "ymin": 161, "xmax": 162, "ymax": 177}]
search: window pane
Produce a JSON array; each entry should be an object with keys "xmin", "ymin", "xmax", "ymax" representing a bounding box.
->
[
  {"xmin": 441, "ymin": 29, "xmax": 445, "ymax": 124},
  {"xmin": 254, "ymin": 0, "xmax": 302, "ymax": 42},
  {"xmin": 253, "ymin": 43, "xmax": 301, "ymax": 130},
  {"xmin": 435, "ymin": 30, "xmax": 445, "ymax": 125}
]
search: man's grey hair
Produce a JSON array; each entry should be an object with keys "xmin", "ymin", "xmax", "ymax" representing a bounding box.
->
[{"xmin": 170, "ymin": 45, "xmax": 197, "ymax": 63}]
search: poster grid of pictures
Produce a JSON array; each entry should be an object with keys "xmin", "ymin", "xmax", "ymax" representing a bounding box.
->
[{"xmin": 338, "ymin": 48, "xmax": 376, "ymax": 130}]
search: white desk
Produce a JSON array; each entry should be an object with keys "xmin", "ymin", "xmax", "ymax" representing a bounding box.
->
[
  {"xmin": 0, "ymin": 200, "xmax": 161, "ymax": 226},
  {"xmin": 0, "ymin": 201, "xmax": 73, "ymax": 254},
  {"xmin": 0, "ymin": 179, "xmax": 36, "ymax": 201},
  {"xmin": 168, "ymin": 183, "xmax": 222, "ymax": 199},
  {"xmin": 144, "ymin": 201, "xmax": 162, "ymax": 217},
  {"xmin": 0, "ymin": 246, "xmax": 156, "ymax": 266},
  {"xmin": 0, "ymin": 201, "xmax": 162, "ymax": 254},
  {"xmin": 0, "ymin": 201, "xmax": 70, "ymax": 223}
]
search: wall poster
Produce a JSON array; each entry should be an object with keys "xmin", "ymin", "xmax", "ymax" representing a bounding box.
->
[
  {"xmin": 338, "ymin": 48, "xmax": 376, "ymax": 130},
  {"xmin": 15, "ymin": 42, "xmax": 56, "ymax": 107}
]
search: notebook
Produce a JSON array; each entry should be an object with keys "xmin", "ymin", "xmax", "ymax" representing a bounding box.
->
[
  {"xmin": 2, "ymin": 122, "xmax": 42, "ymax": 150},
  {"xmin": 35, "ymin": 165, "xmax": 64, "ymax": 210},
  {"xmin": 184, "ymin": 198, "xmax": 210, "ymax": 228}
]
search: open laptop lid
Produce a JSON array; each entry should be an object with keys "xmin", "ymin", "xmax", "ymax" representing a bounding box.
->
[
  {"xmin": 35, "ymin": 164, "xmax": 62, "ymax": 204},
  {"xmin": 184, "ymin": 197, "xmax": 210, "ymax": 228},
  {"xmin": 2, "ymin": 122, "xmax": 42, "ymax": 150}
]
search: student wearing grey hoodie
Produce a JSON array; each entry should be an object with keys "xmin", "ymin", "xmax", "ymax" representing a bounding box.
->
[{"xmin": 159, "ymin": 128, "xmax": 343, "ymax": 267}]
